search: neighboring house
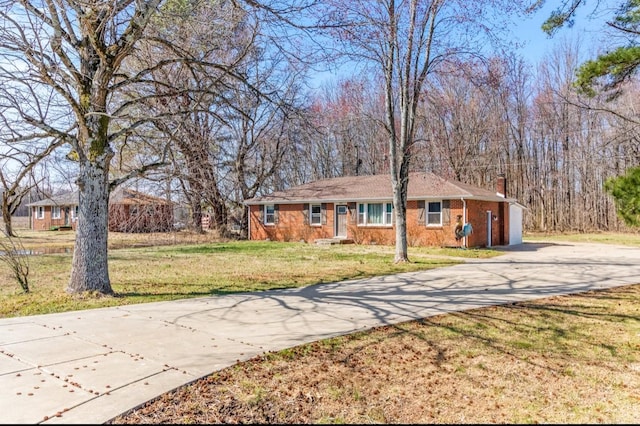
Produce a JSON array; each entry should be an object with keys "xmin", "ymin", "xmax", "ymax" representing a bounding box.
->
[
  {"xmin": 245, "ymin": 172, "xmax": 525, "ymax": 248},
  {"xmin": 107, "ymin": 188, "xmax": 174, "ymax": 233},
  {"xmin": 27, "ymin": 188, "xmax": 174, "ymax": 233},
  {"xmin": 27, "ymin": 191, "xmax": 79, "ymax": 231}
]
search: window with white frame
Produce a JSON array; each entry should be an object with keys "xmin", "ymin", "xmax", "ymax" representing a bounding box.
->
[
  {"xmin": 358, "ymin": 204, "xmax": 366, "ymax": 225},
  {"xmin": 264, "ymin": 204, "xmax": 275, "ymax": 225},
  {"xmin": 385, "ymin": 203, "xmax": 393, "ymax": 224},
  {"xmin": 71, "ymin": 206, "xmax": 78, "ymax": 221},
  {"xmin": 310, "ymin": 204, "xmax": 322, "ymax": 226},
  {"xmin": 36, "ymin": 206, "xmax": 44, "ymax": 219},
  {"xmin": 426, "ymin": 201, "xmax": 442, "ymax": 226},
  {"xmin": 52, "ymin": 206, "xmax": 61, "ymax": 219},
  {"xmin": 357, "ymin": 202, "xmax": 393, "ymax": 226}
]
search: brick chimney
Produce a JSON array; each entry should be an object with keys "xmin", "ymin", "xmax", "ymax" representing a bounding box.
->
[{"xmin": 496, "ymin": 173, "xmax": 507, "ymax": 197}]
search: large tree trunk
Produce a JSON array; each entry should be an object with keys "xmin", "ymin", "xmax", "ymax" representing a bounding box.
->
[
  {"xmin": 190, "ymin": 197, "xmax": 204, "ymax": 233},
  {"xmin": 239, "ymin": 205, "xmax": 249, "ymax": 240},
  {"xmin": 2, "ymin": 194, "xmax": 14, "ymax": 237},
  {"xmin": 67, "ymin": 156, "xmax": 112, "ymax": 294},
  {"xmin": 207, "ymin": 191, "xmax": 229, "ymax": 236},
  {"xmin": 392, "ymin": 184, "xmax": 409, "ymax": 263},
  {"xmin": 3, "ymin": 217, "xmax": 13, "ymax": 238}
]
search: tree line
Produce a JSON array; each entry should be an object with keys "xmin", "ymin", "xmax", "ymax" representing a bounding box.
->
[{"xmin": 306, "ymin": 48, "xmax": 639, "ymax": 234}]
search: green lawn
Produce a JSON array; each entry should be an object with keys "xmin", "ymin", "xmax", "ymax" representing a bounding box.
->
[
  {"xmin": 3, "ymin": 229, "xmax": 638, "ymax": 319},
  {"xmin": 0, "ymin": 232, "xmax": 499, "ymax": 318}
]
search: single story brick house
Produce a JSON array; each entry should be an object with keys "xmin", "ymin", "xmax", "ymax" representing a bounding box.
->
[
  {"xmin": 245, "ymin": 172, "xmax": 524, "ymax": 248},
  {"xmin": 27, "ymin": 188, "xmax": 174, "ymax": 233},
  {"xmin": 27, "ymin": 191, "xmax": 79, "ymax": 231}
]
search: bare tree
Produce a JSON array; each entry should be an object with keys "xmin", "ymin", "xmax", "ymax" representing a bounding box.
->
[
  {"xmin": 419, "ymin": 61, "xmax": 498, "ymax": 182},
  {"xmin": 0, "ymin": 0, "xmax": 322, "ymax": 294},
  {"xmin": 134, "ymin": 0, "xmax": 317, "ymax": 237},
  {"xmin": 0, "ymin": 0, "xmax": 171, "ymax": 294},
  {"xmin": 0, "ymin": 139, "xmax": 64, "ymax": 236},
  {"xmin": 323, "ymin": 0, "xmax": 527, "ymax": 262},
  {"xmin": 133, "ymin": 2, "xmax": 265, "ymax": 235},
  {"xmin": 139, "ymin": 0, "xmax": 254, "ymax": 235},
  {"xmin": 224, "ymin": 68, "xmax": 309, "ymax": 238},
  {"xmin": 0, "ymin": 230, "xmax": 29, "ymax": 292},
  {"xmin": 305, "ymin": 78, "xmax": 388, "ymax": 178}
]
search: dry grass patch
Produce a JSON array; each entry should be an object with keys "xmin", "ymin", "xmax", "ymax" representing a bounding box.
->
[
  {"xmin": 525, "ymin": 231, "xmax": 640, "ymax": 247},
  {"xmin": 4, "ymin": 229, "xmax": 223, "ymax": 252},
  {"xmin": 0, "ymin": 237, "xmax": 496, "ymax": 318},
  {"xmin": 111, "ymin": 284, "xmax": 640, "ymax": 424}
]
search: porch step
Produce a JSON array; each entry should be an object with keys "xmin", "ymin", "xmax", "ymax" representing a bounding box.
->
[{"xmin": 315, "ymin": 238, "xmax": 354, "ymax": 246}]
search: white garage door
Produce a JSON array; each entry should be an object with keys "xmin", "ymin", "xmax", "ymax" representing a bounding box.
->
[{"xmin": 509, "ymin": 203, "xmax": 523, "ymax": 245}]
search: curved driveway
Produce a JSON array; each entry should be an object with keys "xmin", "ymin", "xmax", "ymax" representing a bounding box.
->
[{"xmin": 1, "ymin": 241, "xmax": 639, "ymax": 424}]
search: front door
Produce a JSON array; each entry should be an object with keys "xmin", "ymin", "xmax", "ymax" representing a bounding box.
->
[{"xmin": 335, "ymin": 205, "xmax": 348, "ymax": 238}]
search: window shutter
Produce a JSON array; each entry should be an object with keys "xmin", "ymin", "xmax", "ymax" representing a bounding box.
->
[
  {"xmin": 303, "ymin": 203, "xmax": 309, "ymax": 225},
  {"xmin": 258, "ymin": 206, "xmax": 263, "ymax": 223},
  {"xmin": 321, "ymin": 203, "xmax": 327, "ymax": 225},
  {"xmin": 348, "ymin": 202, "xmax": 356, "ymax": 224},
  {"xmin": 274, "ymin": 204, "xmax": 279, "ymax": 224},
  {"xmin": 417, "ymin": 200, "xmax": 425, "ymax": 225},
  {"xmin": 442, "ymin": 200, "xmax": 451, "ymax": 225}
]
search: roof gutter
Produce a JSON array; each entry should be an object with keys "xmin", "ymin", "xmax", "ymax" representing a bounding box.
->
[
  {"xmin": 245, "ymin": 194, "xmax": 515, "ymax": 206},
  {"xmin": 247, "ymin": 205, "xmax": 251, "ymax": 241},
  {"xmin": 462, "ymin": 198, "xmax": 468, "ymax": 248}
]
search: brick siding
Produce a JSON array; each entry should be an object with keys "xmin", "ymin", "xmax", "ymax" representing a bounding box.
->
[
  {"xmin": 249, "ymin": 198, "xmax": 510, "ymax": 248},
  {"xmin": 31, "ymin": 206, "xmax": 77, "ymax": 231}
]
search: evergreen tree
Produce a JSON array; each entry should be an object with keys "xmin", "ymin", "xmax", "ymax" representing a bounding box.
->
[
  {"xmin": 604, "ymin": 166, "xmax": 640, "ymax": 227},
  {"xmin": 541, "ymin": 0, "xmax": 640, "ymax": 96}
]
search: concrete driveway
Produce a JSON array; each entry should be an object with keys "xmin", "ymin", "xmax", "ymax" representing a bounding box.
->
[{"xmin": 1, "ymin": 241, "xmax": 639, "ymax": 424}]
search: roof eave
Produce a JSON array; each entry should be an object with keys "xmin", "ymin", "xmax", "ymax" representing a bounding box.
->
[{"xmin": 245, "ymin": 194, "xmax": 517, "ymax": 205}]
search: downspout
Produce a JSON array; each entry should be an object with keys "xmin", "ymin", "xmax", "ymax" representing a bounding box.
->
[
  {"xmin": 247, "ymin": 204, "xmax": 251, "ymax": 241},
  {"xmin": 461, "ymin": 198, "xmax": 467, "ymax": 248}
]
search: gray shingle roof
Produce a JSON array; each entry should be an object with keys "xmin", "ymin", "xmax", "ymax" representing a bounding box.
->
[
  {"xmin": 245, "ymin": 172, "xmax": 514, "ymax": 204},
  {"xmin": 26, "ymin": 191, "xmax": 79, "ymax": 207},
  {"xmin": 26, "ymin": 188, "xmax": 171, "ymax": 207}
]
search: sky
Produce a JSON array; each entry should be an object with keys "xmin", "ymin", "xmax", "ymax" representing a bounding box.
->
[
  {"xmin": 309, "ymin": 2, "xmax": 615, "ymax": 91},
  {"xmin": 508, "ymin": 1, "xmax": 613, "ymax": 66}
]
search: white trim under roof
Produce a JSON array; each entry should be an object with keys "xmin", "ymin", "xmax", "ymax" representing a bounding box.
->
[{"xmin": 244, "ymin": 194, "xmax": 517, "ymax": 206}]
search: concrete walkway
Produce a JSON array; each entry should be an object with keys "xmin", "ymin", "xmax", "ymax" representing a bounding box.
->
[{"xmin": 1, "ymin": 241, "xmax": 639, "ymax": 424}]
